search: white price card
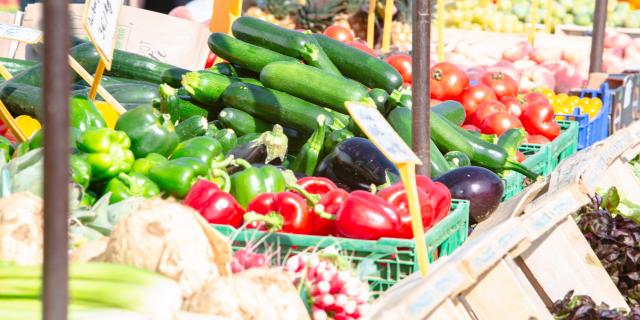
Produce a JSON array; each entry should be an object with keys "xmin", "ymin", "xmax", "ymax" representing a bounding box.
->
[
  {"xmin": 345, "ymin": 101, "xmax": 422, "ymax": 165},
  {"xmin": 82, "ymin": 0, "xmax": 123, "ymax": 69},
  {"xmin": 0, "ymin": 23, "xmax": 42, "ymax": 43}
]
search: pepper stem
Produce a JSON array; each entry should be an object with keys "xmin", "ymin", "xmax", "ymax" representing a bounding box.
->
[
  {"xmin": 243, "ymin": 211, "xmax": 284, "ymax": 232},
  {"xmin": 232, "ymin": 158, "xmax": 252, "ymax": 169},
  {"xmin": 117, "ymin": 173, "xmax": 140, "ymax": 194},
  {"xmin": 211, "ymin": 168, "xmax": 231, "ymax": 193},
  {"xmin": 286, "ymin": 182, "xmax": 321, "ymax": 204},
  {"xmin": 211, "ymin": 155, "xmax": 235, "ymax": 169},
  {"xmin": 313, "ymin": 204, "xmax": 337, "ymax": 221}
]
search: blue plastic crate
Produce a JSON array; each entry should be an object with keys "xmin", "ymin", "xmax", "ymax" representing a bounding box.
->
[{"xmin": 554, "ymin": 83, "xmax": 611, "ymax": 150}]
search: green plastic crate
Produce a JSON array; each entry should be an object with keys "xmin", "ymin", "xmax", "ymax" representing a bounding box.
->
[
  {"xmin": 546, "ymin": 120, "xmax": 578, "ymax": 171},
  {"xmin": 212, "ymin": 199, "xmax": 469, "ymax": 295},
  {"xmin": 502, "ymin": 144, "xmax": 548, "ymax": 201}
]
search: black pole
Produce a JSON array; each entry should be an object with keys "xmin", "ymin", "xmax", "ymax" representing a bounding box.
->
[
  {"xmin": 42, "ymin": 0, "xmax": 71, "ymax": 319},
  {"xmin": 412, "ymin": 0, "xmax": 431, "ymax": 176},
  {"xmin": 589, "ymin": 0, "xmax": 608, "ymax": 73}
]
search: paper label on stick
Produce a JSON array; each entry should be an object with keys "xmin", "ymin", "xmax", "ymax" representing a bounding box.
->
[
  {"xmin": 0, "ymin": 23, "xmax": 42, "ymax": 44},
  {"xmin": 346, "ymin": 102, "xmax": 422, "ymax": 164},
  {"xmin": 83, "ymin": 0, "xmax": 123, "ymax": 69}
]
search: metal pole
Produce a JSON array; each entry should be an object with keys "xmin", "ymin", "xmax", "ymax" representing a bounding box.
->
[
  {"xmin": 412, "ymin": 0, "xmax": 431, "ymax": 176},
  {"xmin": 42, "ymin": 0, "xmax": 71, "ymax": 319},
  {"xmin": 589, "ymin": 0, "xmax": 608, "ymax": 73}
]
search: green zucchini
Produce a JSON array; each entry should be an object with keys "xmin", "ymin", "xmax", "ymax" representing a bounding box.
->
[
  {"xmin": 89, "ymin": 75, "xmax": 156, "ymax": 87},
  {"xmin": 70, "ymin": 42, "xmax": 177, "ymax": 84},
  {"xmin": 369, "ymin": 88, "xmax": 389, "ymax": 114},
  {"xmin": 231, "ymin": 17, "xmax": 341, "ymax": 75},
  {"xmin": 386, "ymin": 106, "xmax": 451, "ymax": 178},
  {"xmin": 208, "ymin": 33, "xmax": 299, "ymax": 74},
  {"xmin": 312, "ymin": 34, "xmax": 402, "ymax": 93},
  {"xmin": 209, "ymin": 62, "xmax": 237, "ymax": 77},
  {"xmin": 159, "ymin": 84, "xmax": 208, "ymax": 122},
  {"xmin": 221, "ymin": 82, "xmax": 347, "ymax": 134},
  {"xmin": 444, "ymin": 151, "xmax": 471, "ymax": 168},
  {"xmin": 160, "ymin": 67, "xmax": 189, "ymax": 88},
  {"xmin": 181, "ymin": 70, "xmax": 236, "ymax": 108},
  {"xmin": 0, "ymin": 82, "xmax": 41, "ymax": 118},
  {"xmin": 100, "ymin": 83, "xmax": 159, "ymax": 105},
  {"xmin": 0, "ymin": 58, "xmax": 38, "ymax": 75},
  {"xmin": 218, "ymin": 107, "xmax": 272, "ymax": 136},
  {"xmin": 431, "ymin": 100, "xmax": 466, "ymax": 126},
  {"xmin": 175, "ymin": 116, "xmax": 209, "ymax": 141},
  {"xmin": 260, "ymin": 61, "xmax": 368, "ymax": 114},
  {"xmin": 7, "ymin": 64, "xmax": 43, "ymax": 86}
]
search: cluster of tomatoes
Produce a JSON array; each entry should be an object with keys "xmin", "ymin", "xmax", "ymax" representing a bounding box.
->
[{"xmin": 428, "ymin": 62, "xmax": 561, "ymax": 143}]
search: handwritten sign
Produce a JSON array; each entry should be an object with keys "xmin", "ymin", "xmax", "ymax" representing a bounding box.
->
[
  {"xmin": 83, "ymin": 0, "xmax": 123, "ymax": 69},
  {"xmin": 346, "ymin": 102, "xmax": 422, "ymax": 164},
  {"xmin": 0, "ymin": 23, "xmax": 42, "ymax": 44}
]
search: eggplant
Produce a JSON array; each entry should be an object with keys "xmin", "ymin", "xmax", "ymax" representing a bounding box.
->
[
  {"xmin": 435, "ymin": 166, "xmax": 503, "ymax": 223},
  {"xmin": 227, "ymin": 125, "xmax": 287, "ymax": 173},
  {"xmin": 316, "ymin": 137, "xmax": 399, "ymax": 191}
]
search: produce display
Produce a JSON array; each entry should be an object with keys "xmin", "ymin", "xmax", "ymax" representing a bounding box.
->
[{"xmin": 2, "ymin": 0, "xmax": 640, "ymax": 319}]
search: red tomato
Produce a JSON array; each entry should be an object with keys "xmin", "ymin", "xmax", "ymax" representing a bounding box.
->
[
  {"xmin": 523, "ymin": 92, "xmax": 549, "ymax": 105},
  {"xmin": 430, "ymin": 62, "xmax": 469, "ymax": 101},
  {"xmin": 500, "ymin": 96, "xmax": 524, "ymax": 117},
  {"xmin": 386, "ymin": 54, "xmax": 412, "ymax": 84},
  {"xmin": 516, "ymin": 151, "xmax": 526, "ymax": 163},
  {"xmin": 462, "ymin": 124, "xmax": 481, "ymax": 132},
  {"xmin": 460, "ymin": 84, "xmax": 497, "ymax": 122},
  {"xmin": 527, "ymin": 135, "xmax": 551, "ymax": 144},
  {"xmin": 204, "ymin": 52, "xmax": 217, "ymax": 69},
  {"xmin": 345, "ymin": 40, "xmax": 377, "ymax": 57},
  {"xmin": 480, "ymin": 113, "xmax": 523, "ymax": 136},
  {"xmin": 470, "ymin": 100, "xmax": 507, "ymax": 127},
  {"xmin": 323, "ymin": 25, "xmax": 354, "ymax": 42},
  {"xmin": 430, "ymin": 99, "xmax": 442, "ymax": 107},
  {"xmin": 480, "ymin": 71, "xmax": 518, "ymax": 100}
]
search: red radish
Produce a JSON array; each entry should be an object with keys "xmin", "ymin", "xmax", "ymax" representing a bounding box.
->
[
  {"xmin": 230, "ymin": 247, "xmax": 270, "ymax": 273},
  {"xmin": 471, "ymin": 100, "xmax": 507, "ymax": 127},
  {"xmin": 313, "ymin": 308, "xmax": 329, "ymax": 320},
  {"xmin": 345, "ymin": 40, "xmax": 376, "ymax": 57},
  {"xmin": 501, "ymin": 96, "xmax": 524, "ymax": 117}
]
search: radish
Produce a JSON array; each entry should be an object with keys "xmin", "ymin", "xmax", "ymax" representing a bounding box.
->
[{"xmin": 312, "ymin": 308, "xmax": 329, "ymax": 320}]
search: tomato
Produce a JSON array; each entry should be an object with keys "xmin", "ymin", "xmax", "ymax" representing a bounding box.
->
[
  {"xmin": 345, "ymin": 40, "xmax": 377, "ymax": 57},
  {"xmin": 204, "ymin": 52, "xmax": 217, "ymax": 69},
  {"xmin": 500, "ymin": 96, "xmax": 523, "ymax": 118},
  {"xmin": 430, "ymin": 62, "xmax": 469, "ymax": 101},
  {"xmin": 323, "ymin": 25, "xmax": 354, "ymax": 42},
  {"xmin": 523, "ymin": 92, "xmax": 549, "ymax": 105},
  {"xmin": 462, "ymin": 124, "xmax": 481, "ymax": 132},
  {"xmin": 470, "ymin": 100, "xmax": 506, "ymax": 127},
  {"xmin": 386, "ymin": 54, "xmax": 412, "ymax": 84},
  {"xmin": 480, "ymin": 112, "xmax": 523, "ymax": 136},
  {"xmin": 527, "ymin": 135, "xmax": 551, "ymax": 144},
  {"xmin": 480, "ymin": 71, "xmax": 518, "ymax": 100},
  {"xmin": 460, "ymin": 84, "xmax": 497, "ymax": 122}
]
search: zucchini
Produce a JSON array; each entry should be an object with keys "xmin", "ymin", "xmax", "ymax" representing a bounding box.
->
[
  {"xmin": 221, "ymin": 82, "xmax": 347, "ymax": 134},
  {"xmin": 218, "ymin": 107, "xmax": 271, "ymax": 136},
  {"xmin": 369, "ymin": 88, "xmax": 389, "ymax": 114},
  {"xmin": 100, "ymin": 83, "xmax": 159, "ymax": 105},
  {"xmin": 175, "ymin": 116, "xmax": 209, "ymax": 141},
  {"xmin": 312, "ymin": 34, "xmax": 402, "ymax": 93},
  {"xmin": 0, "ymin": 58, "xmax": 38, "ymax": 75},
  {"xmin": 159, "ymin": 84, "xmax": 208, "ymax": 122},
  {"xmin": 431, "ymin": 101, "xmax": 466, "ymax": 126},
  {"xmin": 231, "ymin": 17, "xmax": 341, "ymax": 75},
  {"xmin": 208, "ymin": 32, "xmax": 299, "ymax": 74},
  {"xmin": 0, "ymin": 82, "xmax": 41, "ymax": 118},
  {"xmin": 181, "ymin": 70, "xmax": 236, "ymax": 108},
  {"xmin": 88, "ymin": 75, "xmax": 155, "ymax": 87},
  {"xmin": 260, "ymin": 61, "xmax": 368, "ymax": 114},
  {"xmin": 70, "ymin": 42, "xmax": 177, "ymax": 83},
  {"xmin": 160, "ymin": 67, "xmax": 189, "ymax": 88},
  {"xmin": 209, "ymin": 62, "xmax": 237, "ymax": 77}
]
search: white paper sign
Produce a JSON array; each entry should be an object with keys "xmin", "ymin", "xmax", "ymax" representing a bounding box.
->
[
  {"xmin": 346, "ymin": 102, "xmax": 422, "ymax": 164},
  {"xmin": 0, "ymin": 23, "xmax": 42, "ymax": 44},
  {"xmin": 83, "ymin": 0, "xmax": 123, "ymax": 68}
]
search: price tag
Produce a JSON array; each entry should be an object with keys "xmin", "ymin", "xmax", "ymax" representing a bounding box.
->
[
  {"xmin": 346, "ymin": 101, "xmax": 428, "ymax": 276},
  {"xmin": 0, "ymin": 23, "xmax": 42, "ymax": 44},
  {"xmin": 346, "ymin": 102, "xmax": 421, "ymax": 164},
  {"xmin": 82, "ymin": 0, "xmax": 124, "ymax": 101}
]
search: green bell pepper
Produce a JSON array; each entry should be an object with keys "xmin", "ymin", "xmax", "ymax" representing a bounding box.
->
[
  {"xmin": 70, "ymin": 95, "xmax": 106, "ymax": 132},
  {"xmin": 207, "ymin": 128, "xmax": 237, "ymax": 154},
  {"xmin": 0, "ymin": 136, "xmax": 13, "ymax": 162},
  {"xmin": 70, "ymin": 154, "xmax": 92, "ymax": 189},
  {"xmin": 104, "ymin": 172, "xmax": 161, "ymax": 203},
  {"xmin": 171, "ymin": 136, "xmax": 223, "ymax": 165},
  {"xmin": 29, "ymin": 128, "xmax": 81, "ymax": 151},
  {"xmin": 77, "ymin": 128, "xmax": 134, "ymax": 182},
  {"xmin": 148, "ymin": 157, "xmax": 209, "ymax": 198},
  {"xmin": 229, "ymin": 165, "xmax": 286, "ymax": 208},
  {"xmin": 115, "ymin": 105, "xmax": 179, "ymax": 158},
  {"xmin": 130, "ymin": 153, "xmax": 168, "ymax": 177}
]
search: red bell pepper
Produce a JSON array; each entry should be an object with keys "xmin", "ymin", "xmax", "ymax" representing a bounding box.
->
[
  {"xmin": 520, "ymin": 100, "xmax": 560, "ymax": 141},
  {"xmin": 245, "ymin": 191, "xmax": 312, "ymax": 234},
  {"xmin": 335, "ymin": 190, "xmax": 403, "ymax": 240},
  {"xmin": 296, "ymin": 176, "xmax": 337, "ymax": 194},
  {"xmin": 183, "ymin": 179, "xmax": 244, "ymax": 227},
  {"xmin": 291, "ymin": 177, "xmax": 347, "ymax": 236},
  {"xmin": 415, "ymin": 175, "xmax": 451, "ymax": 222}
]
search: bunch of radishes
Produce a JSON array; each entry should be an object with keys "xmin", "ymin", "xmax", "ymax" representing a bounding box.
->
[
  {"xmin": 230, "ymin": 246, "xmax": 271, "ymax": 273},
  {"xmin": 284, "ymin": 252, "xmax": 370, "ymax": 320}
]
